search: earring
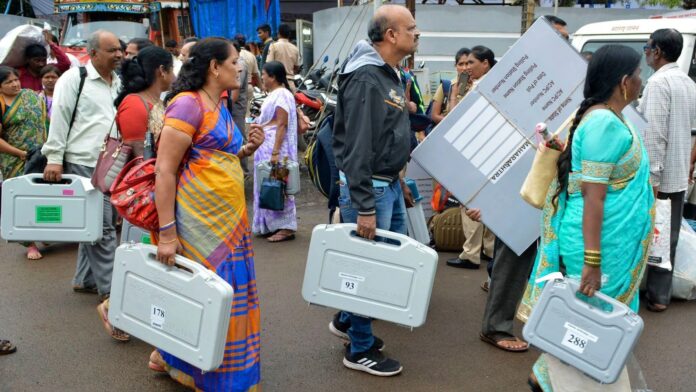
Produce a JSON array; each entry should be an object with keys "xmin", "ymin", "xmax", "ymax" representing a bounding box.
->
[
  {"xmin": 215, "ymin": 73, "xmax": 219, "ymax": 79},
  {"xmin": 623, "ymin": 88, "xmax": 628, "ymax": 102}
]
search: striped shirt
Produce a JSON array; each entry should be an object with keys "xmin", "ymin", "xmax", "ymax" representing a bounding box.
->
[{"xmin": 638, "ymin": 63, "xmax": 696, "ymax": 193}]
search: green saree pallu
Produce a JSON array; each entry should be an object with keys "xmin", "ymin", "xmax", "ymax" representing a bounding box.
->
[
  {"xmin": 0, "ymin": 89, "xmax": 47, "ymax": 179},
  {"xmin": 518, "ymin": 109, "xmax": 655, "ymax": 391}
]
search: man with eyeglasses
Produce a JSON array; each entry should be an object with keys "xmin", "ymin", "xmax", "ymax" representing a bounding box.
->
[{"xmin": 639, "ymin": 28, "xmax": 696, "ymax": 313}]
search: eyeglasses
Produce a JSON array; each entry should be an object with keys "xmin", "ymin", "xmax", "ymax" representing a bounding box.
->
[{"xmin": 643, "ymin": 44, "xmax": 655, "ymax": 52}]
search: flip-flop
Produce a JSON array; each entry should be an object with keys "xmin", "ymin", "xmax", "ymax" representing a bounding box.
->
[
  {"xmin": 97, "ymin": 301, "xmax": 130, "ymax": 342},
  {"xmin": 268, "ymin": 233, "xmax": 296, "ymax": 243},
  {"xmin": 149, "ymin": 350, "xmax": 167, "ymax": 373},
  {"xmin": 0, "ymin": 340, "xmax": 17, "ymax": 355},
  {"xmin": 26, "ymin": 245, "xmax": 43, "ymax": 260},
  {"xmin": 479, "ymin": 332, "xmax": 529, "ymax": 352},
  {"xmin": 481, "ymin": 281, "xmax": 489, "ymax": 293}
]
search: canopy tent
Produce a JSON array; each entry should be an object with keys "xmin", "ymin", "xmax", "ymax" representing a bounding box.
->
[{"xmin": 189, "ymin": 0, "xmax": 280, "ymax": 41}]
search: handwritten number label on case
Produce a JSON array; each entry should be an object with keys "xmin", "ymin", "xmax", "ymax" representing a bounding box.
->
[
  {"xmin": 151, "ymin": 305, "xmax": 166, "ymax": 329},
  {"xmin": 340, "ymin": 278, "xmax": 358, "ymax": 295}
]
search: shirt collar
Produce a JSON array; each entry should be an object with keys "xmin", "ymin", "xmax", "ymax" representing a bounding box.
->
[
  {"xmin": 86, "ymin": 61, "xmax": 118, "ymax": 83},
  {"xmin": 654, "ymin": 62, "xmax": 679, "ymax": 76}
]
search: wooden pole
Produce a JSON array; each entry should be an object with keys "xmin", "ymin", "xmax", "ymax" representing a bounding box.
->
[{"xmin": 521, "ymin": 0, "xmax": 536, "ymax": 34}]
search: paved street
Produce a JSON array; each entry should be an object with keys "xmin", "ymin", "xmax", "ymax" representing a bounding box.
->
[{"xmin": 1, "ymin": 181, "xmax": 695, "ymax": 391}]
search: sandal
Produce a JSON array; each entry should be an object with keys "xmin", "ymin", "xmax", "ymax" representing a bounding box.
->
[
  {"xmin": 481, "ymin": 280, "xmax": 490, "ymax": 293},
  {"xmin": 97, "ymin": 301, "xmax": 130, "ymax": 342},
  {"xmin": 646, "ymin": 301, "xmax": 667, "ymax": 312},
  {"xmin": 480, "ymin": 332, "xmax": 529, "ymax": 352},
  {"xmin": 0, "ymin": 339, "xmax": 17, "ymax": 355},
  {"xmin": 267, "ymin": 231, "xmax": 296, "ymax": 243},
  {"xmin": 149, "ymin": 350, "xmax": 167, "ymax": 373},
  {"xmin": 26, "ymin": 244, "xmax": 43, "ymax": 260}
]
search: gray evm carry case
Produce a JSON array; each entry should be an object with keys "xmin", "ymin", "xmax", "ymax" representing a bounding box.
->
[
  {"xmin": 109, "ymin": 243, "xmax": 233, "ymax": 371},
  {"xmin": 302, "ymin": 224, "xmax": 438, "ymax": 328},
  {"xmin": 523, "ymin": 277, "xmax": 644, "ymax": 384}
]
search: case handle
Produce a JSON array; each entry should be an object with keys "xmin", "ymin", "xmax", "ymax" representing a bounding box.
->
[
  {"xmin": 141, "ymin": 245, "xmax": 208, "ymax": 278},
  {"xmin": 29, "ymin": 174, "xmax": 72, "ymax": 185},
  {"xmin": 349, "ymin": 230, "xmax": 402, "ymax": 247},
  {"xmin": 537, "ymin": 274, "xmax": 625, "ymax": 316}
]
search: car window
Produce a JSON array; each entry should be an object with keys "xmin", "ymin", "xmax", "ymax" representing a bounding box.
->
[{"xmin": 581, "ymin": 40, "xmax": 655, "ymax": 93}]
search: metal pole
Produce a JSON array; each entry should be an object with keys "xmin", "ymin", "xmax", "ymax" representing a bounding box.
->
[
  {"xmin": 554, "ymin": 0, "xmax": 559, "ymax": 15},
  {"xmin": 4, "ymin": 0, "xmax": 13, "ymax": 15}
]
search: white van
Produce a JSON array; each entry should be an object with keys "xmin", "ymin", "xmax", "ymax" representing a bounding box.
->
[{"xmin": 572, "ymin": 18, "xmax": 696, "ymax": 88}]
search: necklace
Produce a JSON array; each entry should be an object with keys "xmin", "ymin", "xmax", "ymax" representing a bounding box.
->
[
  {"xmin": 201, "ymin": 88, "xmax": 220, "ymax": 111},
  {"xmin": 604, "ymin": 103, "xmax": 626, "ymax": 124}
]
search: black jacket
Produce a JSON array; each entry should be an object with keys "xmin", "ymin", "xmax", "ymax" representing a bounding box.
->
[{"xmin": 333, "ymin": 41, "xmax": 411, "ymax": 216}]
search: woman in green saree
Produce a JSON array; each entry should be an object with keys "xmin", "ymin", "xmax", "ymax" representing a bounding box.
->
[
  {"xmin": 0, "ymin": 66, "xmax": 48, "ymax": 260},
  {"xmin": 520, "ymin": 46, "xmax": 655, "ymax": 391}
]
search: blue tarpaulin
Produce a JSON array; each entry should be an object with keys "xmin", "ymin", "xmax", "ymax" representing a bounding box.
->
[{"xmin": 189, "ymin": 0, "xmax": 280, "ymax": 42}]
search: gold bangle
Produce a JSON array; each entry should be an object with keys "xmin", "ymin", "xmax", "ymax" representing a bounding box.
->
[
  {"xmin": 159, "ymin": 237, "xmax": 178, "ymax": 244},
  {"xmin": 584, "ymin": 257, "xmax": 602, "ymax": 263},
  {"xmin": 584, "ymin": 250, "xmax": 601, "ymax": 256},
  {"xmin": 584, "ymin": 262, "xmax": 601, "ymax": 268}
]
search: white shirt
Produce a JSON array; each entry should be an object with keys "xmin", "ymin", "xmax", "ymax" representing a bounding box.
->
[
  {"xmin": 638, "ymin": 63, "xmax": 696, "ymax": 193},
  {"xmin": 42, "ymin": 61, "xmax": 121, "ymax": 167}
]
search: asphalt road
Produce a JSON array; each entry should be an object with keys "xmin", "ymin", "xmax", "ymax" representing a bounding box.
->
[{"xmin": 1, "ymin": 180, "xmax": 695, "ymax": 392}]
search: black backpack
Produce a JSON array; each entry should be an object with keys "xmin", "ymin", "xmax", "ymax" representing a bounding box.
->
[{"xmin": 304, "ymin": 114, "xmax": 340, "ymax": 209}]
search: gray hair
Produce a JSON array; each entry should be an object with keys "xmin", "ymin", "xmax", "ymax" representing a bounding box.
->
[
  {"xmin": 368, "ymin": 15, "xmax": 390, "ymax": 43},
  {"xmin": 87, "ymin": 30, "xmax": 107, "ymax": 53}
]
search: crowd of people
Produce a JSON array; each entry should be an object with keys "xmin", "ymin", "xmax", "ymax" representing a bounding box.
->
[{"xmin": 1, "ymin": 4, "xmax": 696, "ymax": 392}]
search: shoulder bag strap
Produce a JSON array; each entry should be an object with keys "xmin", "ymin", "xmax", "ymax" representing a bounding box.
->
[{"xmin": 67, "ymin": 66, "xmax": 88, "ymax": 140}]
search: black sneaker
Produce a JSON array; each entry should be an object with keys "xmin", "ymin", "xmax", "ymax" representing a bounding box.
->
[
  {"xmin": 343, "ymin": 345, "xmax": 403, "ymax": 377},
  {"xmin": 329, "ymin": 313, "xmax": 385, "ymax": 351}
]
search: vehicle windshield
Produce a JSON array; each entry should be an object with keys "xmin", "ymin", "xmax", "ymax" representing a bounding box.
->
[
  {"xmin": 581, "ymin": 40, "xmax": 655, "ymax": 93},
  {"xmin": 62, "ymin": 21, "xmax": 148, "ymax": 47}
]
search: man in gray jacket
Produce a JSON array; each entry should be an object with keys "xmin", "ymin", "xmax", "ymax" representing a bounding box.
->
[{"xmin": 328, "ymin": 4, "xmax": 419, "ymax": 377}]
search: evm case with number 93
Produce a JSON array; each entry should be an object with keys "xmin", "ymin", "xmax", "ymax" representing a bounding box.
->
[{"xmin": 302, "ymin": 224, "xmax": 438, "ymax": 328}]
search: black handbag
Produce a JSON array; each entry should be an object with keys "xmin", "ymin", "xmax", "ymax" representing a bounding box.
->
[
  {"xmin": 259, "ymin": 177, "xmax": 286, "ymax": 211},
  {"xmin": 24, "ymin": 146, "xmax": 47, "ymax": 174}
]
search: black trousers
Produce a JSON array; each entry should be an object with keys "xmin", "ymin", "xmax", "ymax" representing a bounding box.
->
[
  {"xmin": 646, "ymin": 191, "xmax": 685, "ymax": 306},
  {"xmin": 481, "ymin": 238, "xmax": 537, "ymax": 338}
]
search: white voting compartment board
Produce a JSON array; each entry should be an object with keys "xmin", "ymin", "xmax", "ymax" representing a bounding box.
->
[
  {"xmin": 302, "ymin": 224, "xmax": 438, "ymax": 327},
  {"xmin": 109, "ymin": 244, "xmax": 233, "ymax": 372},
  {"xmin": 1, "ymin": 174, "xmax": 103, "ymax": 243},
  {"xmin": 411, "ymin": 18, "xmax": 646, "ymax": 255}
]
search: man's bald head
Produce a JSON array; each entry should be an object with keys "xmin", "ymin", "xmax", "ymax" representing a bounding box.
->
[
  {"xmin": 368, "ymin": 5, "xmax": 412, "ymax": 43},
  {"xmin": 88, "ymin": 30, "xmax": 123, "ymax": 72}
]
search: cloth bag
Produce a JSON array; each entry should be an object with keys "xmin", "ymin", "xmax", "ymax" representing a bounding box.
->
[
  {"xmin": 0, "ymin": 25, "xmax": 47, "ymax": 68},
  {"xmin": 259, "ymin": 177, "xmax": 285, "ymax": 211},
  {"xmin": 648, "ymin": 199, "xmax": 672, "ymax": 271},
  {"xmin": 520, "ymin": 143, "xmax": 562, "ymax": 209},
  {"xmin": 91, "ymin": 123, "xmax": 132, "ymax": 194},
  {"xmin": 672, "ymin": 219, "xmax": 696, "ymax": 300}
]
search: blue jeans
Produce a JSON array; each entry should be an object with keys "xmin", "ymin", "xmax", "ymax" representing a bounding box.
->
[{"xmin": 337, "ymin": 178, "xmax": 407, "ymax": 354}]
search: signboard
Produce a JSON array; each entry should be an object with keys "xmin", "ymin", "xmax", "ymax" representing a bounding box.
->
[
  {"xmin": 54, "ymin": 0, "xmax": 158, "ymax": 13},
  {"xmin": 412, "ymin": 19, "xmax": 587, "ymax": 255},
  {"xmin": 413, "ymin": 18, "xmax": 649, "ymax": 255}
]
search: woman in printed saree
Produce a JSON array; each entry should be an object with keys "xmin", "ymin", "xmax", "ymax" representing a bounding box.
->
[
  {"xmin": 151, "ymin": 38, "xmax": 264, "ymax": 391},
  {"xmin": 252, "ymin": 60, "xmax": 298, "ymax": 242},
  {"xmin": 0, "ymin": 65, "xmax": 47, "ymax": 260},
  {"xmin": 521, "ymin": 46, "xmax": 654, "ymax": 391},
  {"xmin": 38, "ymin": 65, "xmax": 61, "ymax": 121}
]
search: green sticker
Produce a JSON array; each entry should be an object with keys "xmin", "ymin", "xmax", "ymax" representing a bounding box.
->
[
  {"xmin": 36, "ymin": 206, "xmax": 62, "ymax": 224},
  {"xmin": 141, "ymin": 234, "xmax": 152, "ymax": 244}
]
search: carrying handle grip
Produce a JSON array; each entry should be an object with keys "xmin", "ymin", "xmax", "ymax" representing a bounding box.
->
[
  {"xmin": 538, "ymin": 274, "xmax": 624, "ymax": 316},
  {"xmin": 25, "ymin": 173, "xmax": 74, "ymax": 185},
  {"xmin": 141, "ymin": 245, "xmax": 208, "ymax": 278},
  {"xmin": 336, "ymin": 224, "xmax": 405, "ymax": 248}
]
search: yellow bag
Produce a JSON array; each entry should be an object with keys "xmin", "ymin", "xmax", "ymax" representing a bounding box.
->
[{"xmin": 520, "ymin": 143, "xmax": 562, "ymax": 209}]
